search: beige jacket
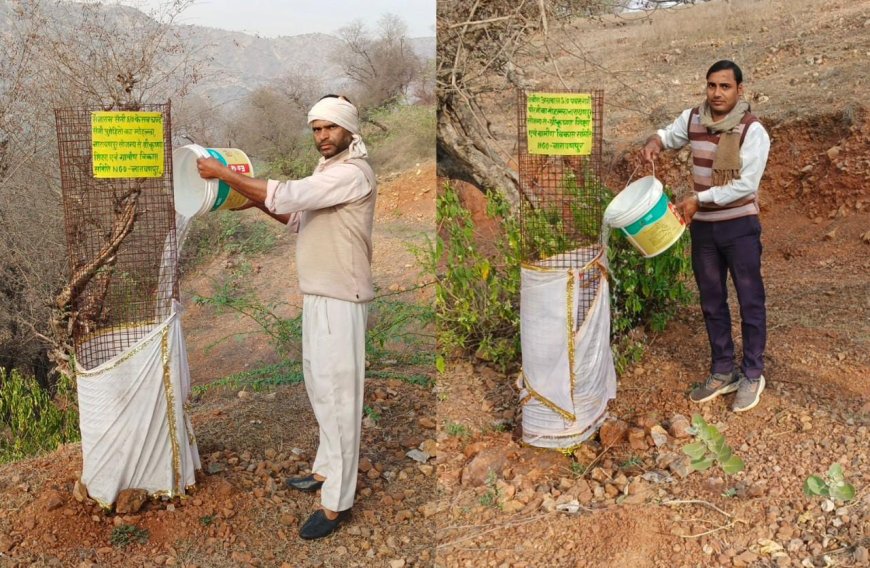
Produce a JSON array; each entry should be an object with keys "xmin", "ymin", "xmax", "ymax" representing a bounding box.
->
[{"xmin": 265, "ymin": 151, "xmax": 377, "ymax": 302}]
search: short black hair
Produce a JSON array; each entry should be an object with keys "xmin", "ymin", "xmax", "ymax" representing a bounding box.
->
[
  {"xmin": 706, "ymin": 60, "xmax": 743, "ymax": 85},
  {"xmin": 318, "ymin": 94, "xmax": 353, "ymax": 104}
]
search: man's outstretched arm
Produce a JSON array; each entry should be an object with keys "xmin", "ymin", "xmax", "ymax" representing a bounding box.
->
[{"xmin": 196, "ymin": 157, "xmax": 292, "ymax": 225}]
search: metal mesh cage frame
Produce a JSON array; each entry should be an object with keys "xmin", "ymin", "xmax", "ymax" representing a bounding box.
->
[
  {"xmin": 517, "ymin": 89, "xmax": 605, "ymax": 265},
  {"xmin": 55, "ymin": 102, "xmax": 178, "ymax": 370},
  {"xmin": 517, "ymin": 89, "xmax": 605, "ymax": 323}
]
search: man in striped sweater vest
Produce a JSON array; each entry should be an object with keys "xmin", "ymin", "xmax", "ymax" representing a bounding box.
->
[{"xmin": 641, "ymin": 60, "xmax": 771, "ymax": 412}]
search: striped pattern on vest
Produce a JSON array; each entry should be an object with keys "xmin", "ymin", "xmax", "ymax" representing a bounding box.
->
[{"xmin": 688, "ymin": 107, "xmax": 760, "ymax": 222}]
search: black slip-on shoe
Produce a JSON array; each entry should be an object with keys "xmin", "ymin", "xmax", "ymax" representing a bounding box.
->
[
  {"xmin": 285, "ymin": 474, "xmax": 324, "ymax": 492},
  {"xmin": 299, "ymin": 509, "xmax": 350, "ymax": 540}
]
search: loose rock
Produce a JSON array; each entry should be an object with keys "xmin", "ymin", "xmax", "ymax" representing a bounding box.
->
[
  {"xmin": 116, "ymin": 489, "xmax": 148, "ymax": 514},
  {"xmin": 668, "ymin": 414, "xmax": 693, "ymax": 439},
  {"xmin": 599, "ymin": 419, "xmax": 628, "ymax": 447}
]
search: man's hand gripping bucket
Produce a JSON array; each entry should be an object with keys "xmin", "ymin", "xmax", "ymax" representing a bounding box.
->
[
  {"xmin": 603, "ymin": 162, "xmax": 686, "ymax": 258},
  {"xmin": 172, "ymin": 144, "xmax": 254, "ymax": 218}
]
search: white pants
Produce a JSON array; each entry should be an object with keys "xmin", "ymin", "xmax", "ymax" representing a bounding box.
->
[{"xmin": 302, "ymin": 294, "xmax": 368, "ymax": 511}]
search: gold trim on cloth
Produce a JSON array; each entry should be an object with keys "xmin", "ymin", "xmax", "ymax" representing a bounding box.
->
[
  {"xmin": 160, "ymin": 326, "xmax": 182, "ymax": 497},
  {"xmin": 520, "ymin": 261, "xmax": 556, "ymax": 272},
  {"xmin": 74, "ymin": 319, "xmax": 164, "ymax": 376},
  {"xmin": 75, "ymin": 319, "xmax": 159, "ymax": 346},
  {"xmin": 573, "ymin": 273, "xmax": 607, "ymax": 342},
  {"xmin": 566, "ymin": 269, "xmax": 577, "ymax": 406},
  {"xmin": 519, "ymin": 246, "xmax": 608, "ymax": 424},
  {"xmin": 521, "ymin": 407, "xmax": 608, "ymax": 443},
  {"xmin": 521, "ymin": 246, "xmax": 605, "ymax": 274},
  {"xmin": 520, "ymin": 370, "xmax": 575, "ymax": 421},
  {"xmin": 183, "ymin": 404, "xmax": 197, "ymax": 447}
]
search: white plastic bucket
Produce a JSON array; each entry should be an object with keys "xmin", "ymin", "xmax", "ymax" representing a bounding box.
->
[
  {"xmin": 172, "ymin": 144, "xmax": 253, "ymax": 218},
  {"xmin": 603, "ymin": 176, "xmax": 685, "ymax": 258}
]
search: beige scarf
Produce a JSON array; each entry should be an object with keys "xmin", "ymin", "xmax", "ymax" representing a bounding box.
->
[{"xmin": 699, "ymin": 99, "xmax": 750, "ymax": 186}]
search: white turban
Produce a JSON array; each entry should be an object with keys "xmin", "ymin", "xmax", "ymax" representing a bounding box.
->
[
  {"xmin": 307, "ymin": 97, "xmax": 368, "ymax": 160},
  {"xmin": 308, "ymin": 97, "xmax": 360, "ymax": 134}
]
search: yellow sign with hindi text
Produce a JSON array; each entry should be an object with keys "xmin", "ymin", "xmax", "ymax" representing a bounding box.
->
[
  {"xmin": 526, "ymin": 92, "xmax": 593, "ymax": 156},
  {"xmin": 91, "ymin": 112, "xmax": 164, "ymax": 178}
]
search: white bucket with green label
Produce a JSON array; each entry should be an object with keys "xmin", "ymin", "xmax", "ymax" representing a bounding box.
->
[
  {"xmin": 172, "ymin": 144, "xmax": 253, "ymax": 218},
  {"xmin": 603, "ymin": 175, "xmax": 685, "ymax": 258}
]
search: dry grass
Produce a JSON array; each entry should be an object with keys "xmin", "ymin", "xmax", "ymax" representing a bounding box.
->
[{"xmin": 486, "ymin": 0, "xmax": 870, "ymax": 145}]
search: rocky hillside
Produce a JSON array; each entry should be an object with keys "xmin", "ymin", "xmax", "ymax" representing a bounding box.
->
[{"xmin": 0, "ymin": 0, "xmax": 435, "ymax": 105}]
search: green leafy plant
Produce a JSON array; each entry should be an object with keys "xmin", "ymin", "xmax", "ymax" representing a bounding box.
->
[
  {"xmin": 431, "ymin": 177, "xmax": 692, "ymax": 374},
  {"xmin": 366, "ymin": 295, "xmax": 435, "ymax": 370},
  {"xmin": 681, "ymin": 415, "xmax": 744, "ymax": 475},
  {"xmin": 193, "ymin": 286, "xmax": 302, "ymax": 360},
  {"xmin": 428, "ymin": 183, "xmax": 521, "ymax": 370},
  {"xmin": 479, "ymin": 470, "xmax": 501, "ymax": 508},
  {"xmin": 364, "ymin": 405, "xmax": 382, "ymax": 423},
  {"xmin": 445, "ymin": 422, "xmax": 470, "ymax": 438},
  {"xmin": 722, "ymin": 487, "xmax": 738, "ymax": 498},
  {"xmin": 803, "ymin": 463, "xmax": 856, "ymax": 501},
  {"xmin": 521, "ymin": 168, "xmax": 609, "ymax": 260},
  {"xmin": 199, "ymin": 514, "xmax": 216, "ymax": 526},
  {"xmin": 607, "ymin": 185, "xmax": 692, "ymax": 373},
  {"xmin": 110, "ymin": 524, "xmax": 149, "ymax": 548},
  {"xmin": 195, "ymin": 269, "xmax": 434, "ymax": 385},
  {"xmin": 192, "ymin": 361, "xmax": 303, "ymax": 396},
  {"xmin": 0, "ymin": 369, "xmax": 80, "ymax": 463},
  {"xmin": 435, "ymin": 354, "xmax": 446, "ymax": 374}
]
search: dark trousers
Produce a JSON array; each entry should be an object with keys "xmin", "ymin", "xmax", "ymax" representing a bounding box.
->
[{"xmin": 689, "ymin": 215, "xmax": 766, "ymax": 379}]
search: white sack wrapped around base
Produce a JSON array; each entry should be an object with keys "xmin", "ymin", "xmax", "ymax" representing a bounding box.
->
[
  {"xmin": 519, "ymin": 248, "xmax": 617, "ymax": 449},
  {"xmin": 75, "ymin": 307, "xmax": 200, "ymax": 507}
]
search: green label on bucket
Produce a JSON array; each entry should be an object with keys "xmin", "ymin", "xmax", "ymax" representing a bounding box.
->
[
  {"xmin": 621, "ymin": 197, "xmax": 685, "ymax": 257},
  {"xmin": 622, "ymin": 193, "xmax": 669, "ymax": 236},
  {"xmin": 206, "ymin": 148, "xmax": 231, "ymax": 210}
]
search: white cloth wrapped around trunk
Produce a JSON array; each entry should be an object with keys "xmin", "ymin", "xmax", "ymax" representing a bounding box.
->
[
  {"xmin": 519, "ymin": 247, "xmax": 617, "ymax": 448},
  {"xmin": 74, "ymin": 306, "xmax": 200, "ymax": 507}
]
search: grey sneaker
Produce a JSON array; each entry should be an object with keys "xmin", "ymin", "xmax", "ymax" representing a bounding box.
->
[
  {"xmin": 689, "ymin": 372, "xmax": 740, "ymax": 403},
  {"xmin": 732, "ymin": 375, "xmax": 766, "ymax": 412}
]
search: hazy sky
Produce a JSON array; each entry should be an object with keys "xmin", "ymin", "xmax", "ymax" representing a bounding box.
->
[{"xmin": 114, "ymin": 0, "xmax": 436, "ymax": 38}]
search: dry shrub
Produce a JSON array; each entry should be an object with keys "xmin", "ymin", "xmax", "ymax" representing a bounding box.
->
[{"xmin": 365, "ymin": 103, "xmax": 436, "ymax": 174}]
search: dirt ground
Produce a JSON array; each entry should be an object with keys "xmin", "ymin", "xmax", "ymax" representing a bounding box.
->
[
  {"xmin": 1, "ymin": 1, "xmax": 869, "ymax": 567},
  {"xmin": 0, "ymin": 162, "xmax": 438, "ymax": 568},
  {"xmin": 435, "ymin": 1, "xmax": 868, "ymax": 567}
]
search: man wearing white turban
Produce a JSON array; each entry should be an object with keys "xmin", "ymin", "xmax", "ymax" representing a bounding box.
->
[{"xmin": 196, "ymin": 94, "xmax": 376, "ymax": 539}]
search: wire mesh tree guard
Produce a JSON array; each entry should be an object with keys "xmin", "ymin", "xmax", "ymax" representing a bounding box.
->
[
  {"xmin": 515, "ymin": 90, "xmax": 617, "ymax": 447},
  {"xmin": 517, "ymin": 89, "xmax": 605, "ymax": 315},
  {"xmin": 517, "ymin": 90, "xmax": 605, "ymax": 260},
  {"xmin": 55, "ymin": 102, "xmax": 177, "ymax": 370}
]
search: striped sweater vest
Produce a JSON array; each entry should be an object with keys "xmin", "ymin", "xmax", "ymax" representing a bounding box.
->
[{"xmin": 688, "ymin": 107, "xmax": 760, "ymax": 222}]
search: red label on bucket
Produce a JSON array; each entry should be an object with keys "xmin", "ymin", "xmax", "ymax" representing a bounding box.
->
[{"xmin": 229, "ymin": 163, "xmax": 250, "ymax": 174}]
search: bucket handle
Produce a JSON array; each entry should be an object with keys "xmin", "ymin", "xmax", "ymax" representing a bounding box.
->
[{"xmin": 626, "ymin": 160, "xmax": 655, "ymax": 188}]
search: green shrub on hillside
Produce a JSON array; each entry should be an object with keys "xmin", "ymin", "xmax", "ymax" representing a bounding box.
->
[
  {"xmin": 193, "ymin": 263, "xmax": 435, "ymax": 389},
  {"xmin": 433, "ymin": 180, "xmax": 692, "ymax": 373},
  {"xmin": 606, "ymin": 184, "xmax": 693, "ymax": 371},
  {"xmin": 0, "ymin": 369, "xmax": 80, "ymax": 463},
  {"xmin": 181, "ymin": 211, "xmax": 281, "ymax": 270},
  {"xmin": 430, "ymin": 184, "xmax": 521, "ymax": 370}
]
